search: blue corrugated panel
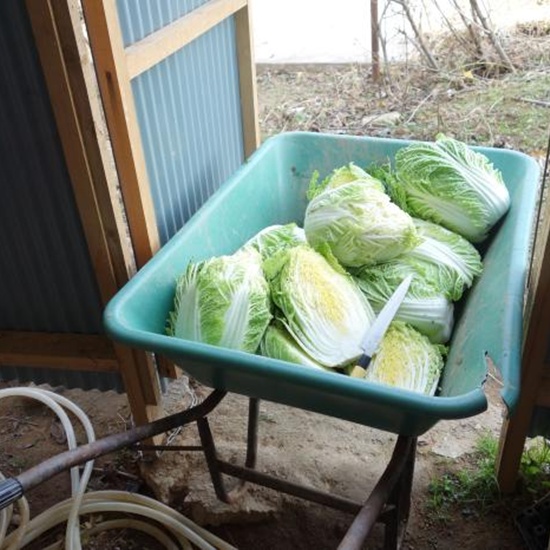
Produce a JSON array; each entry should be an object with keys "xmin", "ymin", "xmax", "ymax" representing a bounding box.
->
[
  {"xmin": 117, "ymin": 1, "xmax": 245, "ymax": 243},
  {"xmin": 131, "ymin": 18, "xmax": 245, "ymax": 243},
  {"xmin": 117, "ymin": 0, "xmax": 210, "ymax": 46},
  {"xmin": 0, "ymin": 0, "xmax": 122, "ymax": 392}
]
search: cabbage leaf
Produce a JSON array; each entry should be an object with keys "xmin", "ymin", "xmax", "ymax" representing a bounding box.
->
[
  {"xmin": 308, "ymin": 162, "xmax": 385, "ymax": 200},
  {"xmin": 260, "ymin": 322, "xmax": 328, "ymax": 370},
  {"xmin": 243, "ymin": 223, "xmax": 306, "ymax": 260},
  {"xmin": 409, "ymin": 218, "xmax": 483, "ymax": 300},
  {"xmin": 353, "ymin": 261, "xmax": 454, "ymax": 344}
]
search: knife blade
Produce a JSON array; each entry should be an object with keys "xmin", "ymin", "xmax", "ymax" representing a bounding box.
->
[{"xmin": 356, "ymin": 273, "xmax": 413, "ymax": 371}]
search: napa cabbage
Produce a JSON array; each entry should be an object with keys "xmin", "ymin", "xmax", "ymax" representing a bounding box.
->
[
  {"xmin": 263, "ymin": 245, "xmax": 376, "ymax": 367},
  {"xmin": 167, "ymin": 248, "xmax": 272, "ymax": 353},
  {"xmin": 409, "ymin": 218, "xmax": 483, "ymax": 300},
  {"xmin": 392, "ymin": 135, "xmax": 510, "ymax": 243},
  {"xmin": 353, "ymin": 261, "xmax": 454, "ymax": 344},
  {"xmin": 304, "ymin": 179, "xmax": 421, "ymax": 268},
  {"xmin": 260, "ymin": 322, "xmax": 328, "ymax": 370},
  {"xmin": 357, "ymin": 322, "xmax": 445, "ymax": 395},
  {"xmin": 242, "ymin": 223, "xmax": 306, "ymax": 260}
]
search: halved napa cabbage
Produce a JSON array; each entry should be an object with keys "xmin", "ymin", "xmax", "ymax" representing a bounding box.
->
[
  {"xmin": 363, "ymin": 322, "xmax": 445, "ymax": 396},
  {"xmin": 263, "ymin": 245, "xmax": 376, "ymax": 367},
  {"xmin": 167, "ymin": 248, "xmax": 272, "ymax": 353}
]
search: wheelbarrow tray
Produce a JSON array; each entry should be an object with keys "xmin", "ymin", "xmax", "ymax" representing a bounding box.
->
[{"xmin": 104, "ymin": 132, "xmax": 540, "ymax": 436}]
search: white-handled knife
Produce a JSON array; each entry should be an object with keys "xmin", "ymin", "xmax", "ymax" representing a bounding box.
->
[{"xmin": 357, "ymin": 274, "xmax": 413, "ymax": 372}]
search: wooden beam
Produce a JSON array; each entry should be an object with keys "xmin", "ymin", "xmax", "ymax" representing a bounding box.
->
[
  {"xmin": 0, "ymin": 332, "xmax": 118, "ymax": 372},
  {"xmin": 50, "ymin": 0, "xmax": 136, "ymax": 291},
  {"xmin": 25, "ymin": 0, "xmax": 163, "ymax": 427},
  {"xmin": 536, "ymin": 376, "xmax": 550, "ymax": 408},
  {"xmin": 524, "ymin": 184, "xmax": 550, "ymax": 328},
  {"xmin": 235, "ymin": 4, "xmax": 260, "ymax": 157},
  {"xmin": 81, "ymin": 0, "xmax": 160, "ymax": 270},
  {"xmin": 125, "ymin": 0, "xmax": 247, "ymax": 79}
]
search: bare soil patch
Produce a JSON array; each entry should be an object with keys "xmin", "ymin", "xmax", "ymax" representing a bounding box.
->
[{"xmin": 0, "ymin": 374, "xmax": 536, "ymax": 550}]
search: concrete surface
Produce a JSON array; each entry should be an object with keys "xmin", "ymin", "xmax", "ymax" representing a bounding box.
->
[{"xmin": 250, "ymin": 0, "xmax": 550, "ymax": 64}]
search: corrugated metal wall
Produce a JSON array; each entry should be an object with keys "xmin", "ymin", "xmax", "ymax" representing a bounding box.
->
[
  {"xmin": 117, "ymin": 0, "xmax": 245, "ymax": 244},
  {"xmin": 0, "ymin": 0, "xmax": 122, "ymax": 391}
]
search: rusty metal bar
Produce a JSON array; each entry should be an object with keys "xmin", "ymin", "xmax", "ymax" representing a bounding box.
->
[
  {"xmin": 337, "ymin": 435, "xmax": 415, "ymax": 550},
  {"xmin": 197, "ymin": 397, "xmax": 261, "ymax": 503},
  {"xmin": 0, "ymin": 389, "xmax": 227, "ymax": 510},
  {"xmin": 197, "ymin": 416, "xmax": 232, "ymax": 503},
  {"xmin": 384, "ymin": 437, "xmax": 416, "ymax": 549},
  {"xmin": 133, "ymin": 445, "xmax": 204, "ymax": 452},
  {"xmin": 218, "ymin": 460, "xmax": 363, "ymax": 514},
  {"xmin": 245, "ymin": 397, "xmax": 259, "ymax": 468}
]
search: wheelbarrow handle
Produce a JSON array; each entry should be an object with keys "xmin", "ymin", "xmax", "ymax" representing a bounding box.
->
[{"xmin": 0, "ymin": 478, "xmax": 23, "ymax": 509}]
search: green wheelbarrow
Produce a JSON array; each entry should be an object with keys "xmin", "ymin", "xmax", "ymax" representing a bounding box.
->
[{"xmin": 0, "ymin": 132, "xmax": 541, "ymax": 549}]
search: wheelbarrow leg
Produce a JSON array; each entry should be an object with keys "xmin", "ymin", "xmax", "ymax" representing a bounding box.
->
[
  {"xmin": 384, "ymin": 437, "xmax": 417, "ymax": 550},
  {"xmin": 197, "ymin": 397, "xmax": 260, "ymax": 504},
  {"xmin": 197, "ymin": 415, "xmax": 231, "ymax": 503},
  {"xmin": 245, "ymin": 397, "xmax": 260, "ymax": 469},
  {"xmin": 337, "ymin": 435, "xmax": 415, "ymax": 550}
]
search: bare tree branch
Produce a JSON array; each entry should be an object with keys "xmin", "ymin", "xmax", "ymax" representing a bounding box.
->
[
  {"xmin": 446, "ymin": 0, "xmax": 485, "ymax": 59},
  {"xmin": 391, "ymin": 0, "xmax": 439, "ymax": 70},
  {"xmin": 469, "ymin": 0, "xmax": 516, "ymax": 72},
  {"xmin": 430, "ymin": 0, "xmax": 471, "ymax": 51}
]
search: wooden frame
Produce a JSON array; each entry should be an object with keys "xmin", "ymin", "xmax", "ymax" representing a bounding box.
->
[
  {"xmin": 81, "ymin": 0, "xmax": 259, "ymax": 272},
  {"xmin": 10, "ymin": 0, "xmax": 259, "ymax": 428},
  {"xmin": 21, "ymin": 0, "xmax": 162, "ymax": 431},
  {"xmin": 79, "ymin": 0, "xmax": 259, "ymax": 377}
]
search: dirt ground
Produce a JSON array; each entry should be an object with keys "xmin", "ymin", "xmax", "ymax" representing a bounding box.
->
[
  {"xmin": 0, "ymin": 373, "xmax": 533, "ymax": 550},
  {"xmin": 2, "ymin": 17, "xmax": 550, "ymax": 550}
]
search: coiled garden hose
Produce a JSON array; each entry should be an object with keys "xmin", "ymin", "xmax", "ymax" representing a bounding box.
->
[{"xmin": 0, "ymin": 387, "xmax": 236, "ymax": 550}]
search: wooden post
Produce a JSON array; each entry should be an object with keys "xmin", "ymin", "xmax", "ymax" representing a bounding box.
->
[
  {"xmin": 25, "ymin": 0, "xmax": 163, "ymax": 430},
  {"xmin": 80, "ymin": 0, "xmax": 161, "ymax": 271},
  {"xmin": 235, "ymin": 3, "xmax": 260, "ymax": 156}
]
